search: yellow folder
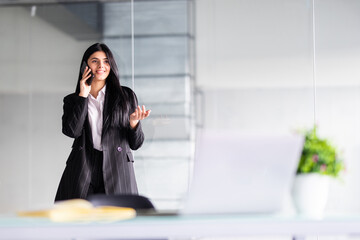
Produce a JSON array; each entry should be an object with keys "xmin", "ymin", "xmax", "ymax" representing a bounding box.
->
[{"xmin": 17, "ymin": 199, "xmax": 136, "ymax": 222}]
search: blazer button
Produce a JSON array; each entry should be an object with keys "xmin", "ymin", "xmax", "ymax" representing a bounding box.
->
[
  {"xmin": 79, "ymin": 146, "xmax": 83, "ymax": 150},
  {"xmin": 117, "ymin": 147, "xmax": 122, "ymax": 152}
]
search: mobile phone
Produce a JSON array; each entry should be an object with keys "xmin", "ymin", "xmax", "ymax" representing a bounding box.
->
[{"xmin": 81, "ymin": 61, "xmax": 94, "ymax": 85}]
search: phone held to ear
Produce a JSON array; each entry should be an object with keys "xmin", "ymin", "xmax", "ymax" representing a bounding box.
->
[{"xmin": 80, "ymin": 61, "xmax": 94, "ymax": 85}]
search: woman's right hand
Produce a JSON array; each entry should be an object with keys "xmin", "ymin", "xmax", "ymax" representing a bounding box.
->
[{"xmin": 79, "ymin": 66, "xmax": 92, "ymax": 98}]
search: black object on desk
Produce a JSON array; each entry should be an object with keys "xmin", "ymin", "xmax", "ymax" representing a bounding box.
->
[{"xmin": 87, "ymin": 194, "xmax": 155, "ymax": 211}]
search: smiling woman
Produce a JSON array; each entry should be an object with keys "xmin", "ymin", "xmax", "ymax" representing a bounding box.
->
[{"xmin": 55, "ymin": 43, "xmax": 151, "ymax": 201}]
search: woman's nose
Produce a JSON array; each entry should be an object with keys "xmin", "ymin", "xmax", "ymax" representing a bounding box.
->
[{"xmin": 98, "ymin": 62, "xmax": 105, "ymax": 68}]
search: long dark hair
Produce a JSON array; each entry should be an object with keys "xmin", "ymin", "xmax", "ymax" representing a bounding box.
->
[{"xmin": 76, "ymin": 43, "xmax": 134, "ymax": 129}]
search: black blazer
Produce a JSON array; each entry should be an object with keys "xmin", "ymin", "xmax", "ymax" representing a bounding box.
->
[{"xmin": 55, "ymin": 86, "xmax": 144, "ymax": 201}]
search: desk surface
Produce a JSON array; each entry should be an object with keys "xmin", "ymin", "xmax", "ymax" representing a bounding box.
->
[{"xmin": 1, "ymin": 213, "xmax": 360, "ymax": 239}]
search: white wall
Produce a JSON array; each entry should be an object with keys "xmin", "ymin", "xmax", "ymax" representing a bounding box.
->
[{"xmin": 196, "ymin": 0, "xmax": 360, "ymax": 214}]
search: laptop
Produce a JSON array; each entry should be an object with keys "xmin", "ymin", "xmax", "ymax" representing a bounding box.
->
[
  {"xmin": 136, "ymin": 130, "xmax": 303, "ymax": 216},
  {"xmin": 179, "ymin": 130, "xmax": 304, "ymax": 215}
]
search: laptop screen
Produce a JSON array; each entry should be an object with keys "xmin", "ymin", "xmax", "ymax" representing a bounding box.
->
[{"xmin": 181, "ymin": 130, "xmax": 304, "ymax": 215}]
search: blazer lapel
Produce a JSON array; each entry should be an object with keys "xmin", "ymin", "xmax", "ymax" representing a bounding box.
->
[
  {"xmin": 102, "ymin": 92, "xmax": 110, "ymax": 140},
  {"xmin": 85, "ymin": 116, "xmax": 93, "ymax": 147}
]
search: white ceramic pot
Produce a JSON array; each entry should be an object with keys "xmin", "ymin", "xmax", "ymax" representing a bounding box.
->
[{"xmin": 292, "ymin": 173, "xmax": 331, "ymax": 218}]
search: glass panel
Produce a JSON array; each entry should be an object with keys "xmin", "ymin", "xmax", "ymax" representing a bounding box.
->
[
  {"xmin": 133, "ymin": 0, "xmax": 195, "ymax": 210},
  {"xmin": 102, "ymin": 2, "xmax": 133, "ymax": 87},
  {"xmin": 316, "ymin": 0, "xmax": 360, "ymax": 214},
  {"xmin": 0, "ymin": 2, "xmax": 131, "ymax": 213},
  {"xmin": 195, "ymin": 0, "xmax": 314, "ymax": 215},
  {"xmin": 196, "ymin": 0, "xmax": 314, "ymax": 132}
]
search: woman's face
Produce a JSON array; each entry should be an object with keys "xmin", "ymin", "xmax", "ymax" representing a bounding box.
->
[{"xmin": 87, "ymin": 51, "xmax": 110, "ymax": 82}]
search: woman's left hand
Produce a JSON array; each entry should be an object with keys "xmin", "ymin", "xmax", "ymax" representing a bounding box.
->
[{"xmin": 130, "ymin": 105, "xmax": 151, "ymax": 129}]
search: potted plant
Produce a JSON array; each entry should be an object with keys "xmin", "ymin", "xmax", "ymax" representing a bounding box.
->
[{"xmin": 292, "ymin": 126, "xmax": 344, "ymax": 218}]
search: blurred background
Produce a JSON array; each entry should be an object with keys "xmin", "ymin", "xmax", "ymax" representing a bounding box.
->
[{"xmin": 0, "ymin": 0, "xmax": 359, "ymax": 218}]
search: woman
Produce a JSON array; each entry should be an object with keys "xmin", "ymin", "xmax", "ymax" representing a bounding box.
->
[{"xmin": 55, "ymin": 43, "xmax": 150, "ymax": 201}]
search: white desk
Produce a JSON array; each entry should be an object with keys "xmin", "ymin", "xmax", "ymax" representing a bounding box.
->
[{"xmin": 1, "ymin": 214, "xmax": 360, "ymax": 239}]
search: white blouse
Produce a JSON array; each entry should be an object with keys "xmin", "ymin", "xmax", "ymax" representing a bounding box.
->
[{"xmin": 87, "ymin": 85, "xmax": 106, "ymax": 151}]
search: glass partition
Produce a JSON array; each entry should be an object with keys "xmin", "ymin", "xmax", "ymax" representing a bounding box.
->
[
  {"xmin": 196, "ymin": 0, "xmax": 314, "ymax": 133},
  {"xmin": 133, "ymin": 0, "xmax": 195, "ymax": 209},
  {"xmin": 0, "ymin": 2, "xmax": 131, "ymax": 212},
  {"xmin": 194, "ymin": 0, "xmax": 315, "ymax": 215},
  {"xmin": 315, "ymin": 0, "xmax": 360, "ymax": 214}
]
